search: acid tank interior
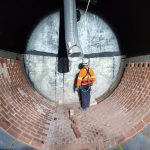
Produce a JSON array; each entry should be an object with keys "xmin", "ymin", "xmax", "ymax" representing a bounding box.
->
[{"xmin": 0, "ymin": 0, "xmax": 150, "ymax": 150}]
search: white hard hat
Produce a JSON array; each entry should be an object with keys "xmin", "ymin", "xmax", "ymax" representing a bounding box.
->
[{"xmin": 82, "ymin": 58, "xmax": 88, "ymax": 65}]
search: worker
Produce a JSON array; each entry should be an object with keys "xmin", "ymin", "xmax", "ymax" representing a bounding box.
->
[{"xmin": 75, "ymin": 58, "xmax": 96, "ymax": 110}]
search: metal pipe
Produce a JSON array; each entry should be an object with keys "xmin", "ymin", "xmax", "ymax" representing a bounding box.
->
[
  {"xmin": 64, "ymin": 0, "xmax": 83, "ymax": 61},
  {"xmin": 78, "ymin": 0, "xmax": 98, "ymax": 5}
]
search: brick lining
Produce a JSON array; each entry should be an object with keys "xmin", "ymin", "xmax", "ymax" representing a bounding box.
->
[
  {"xmin": 0, "ymin": 57, "xmax": 56, "ymax": 149},
  {"xmin": 0, "ymin": 57, "xmax": 150, "ymax": 149}
]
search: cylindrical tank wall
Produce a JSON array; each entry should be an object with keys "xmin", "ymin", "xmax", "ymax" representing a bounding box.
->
[
  {"xmin": 1, "ymin": 51, "xmax": 150, "ymax": 150},
  {"xmin": 24, "ymin": 10, "xmax": 121, "ymax": 103}
]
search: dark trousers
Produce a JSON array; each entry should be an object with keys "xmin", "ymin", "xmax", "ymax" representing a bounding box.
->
[{"xmin": 80, "ymin": 85, "xmax": 91, "ymax": 109}]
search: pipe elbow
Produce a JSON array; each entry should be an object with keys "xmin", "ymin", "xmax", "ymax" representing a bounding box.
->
[{"xmin": 67, "ymin": 45, "xmax": 83, "ymax": 61}]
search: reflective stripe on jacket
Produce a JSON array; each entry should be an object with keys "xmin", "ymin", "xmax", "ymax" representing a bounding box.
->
[{"xmin": 77, "ymin": 66, "xmax": 96, "ymax": 87}]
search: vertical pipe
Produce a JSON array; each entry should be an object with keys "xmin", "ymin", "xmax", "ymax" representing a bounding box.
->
[{"xmin": 64, "ymin": 0, "xmax": 83, "ymax": 61}]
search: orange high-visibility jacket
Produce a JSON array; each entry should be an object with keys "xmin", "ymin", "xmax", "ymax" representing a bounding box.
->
[{"xmin": 77, "ymin": 66, "xmax": 96, "ymax": 87}]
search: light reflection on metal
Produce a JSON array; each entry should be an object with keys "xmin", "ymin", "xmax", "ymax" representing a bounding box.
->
[
  {"xmin": 78, "ymin": 0, "xmax": 98, "ymax": 5},
  {"xmin": 64, "ymin": 0, "xmax": 83, "ymax": 61}
]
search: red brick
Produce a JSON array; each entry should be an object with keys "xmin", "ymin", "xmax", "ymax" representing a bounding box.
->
[
  {"xmin": 37, "ymin": 131, "xmax": 47, "ymax": 137},
  {"xmin": 27, "ymin": 126, "xmax": 37, "ymax": 133},
  {"xmin": 31, "ymin": 138, "xmax": 44, "ymax": 148},
  {"xmin": 22, "ymin": 132, "xmax": 33, "ymax": 139},
  {"xmin": 1, "ymin": 57, "xmax": 150, "ymax": 148},
  {"xmin": 15, "ymin": 114, "xmax": 23, "ymax": 121},
  {"xmin": 7, "ymin": 106, "xmax": 15, "ymax": 114},
  {"xmin": 19, "ymin": 135, "xmax": 32, "ymax": 144},
  {"xmin": 8, "ymin": 112, "xmax": 17, "ymax": 121},
  {"xmin": 0, "ymin": 98, "xmax": 7, "ymax": 106},
  {"xmin": 20, "ymin": 125, "xmax": 30, "ymax": 133},
  {"xmin": 30, "ymin": 131, "xmax": 41, "ymax": 138},
  {"xmin": 0, "ymin": 117, "xmax": 11, "ymax": 130},
  {"xmin": 9, "ymin": 119, "xmax": 20, "ymax": 127},
  {"xmin": 1, "ymin": 110, "xmax": 10, "ymax": 119},
  {"xmin": 7, "ymin": 126, "xmax": 22, "ymax": 138},
  {"xmin": 143, "ymin": 114, "xmax": 150, "ymax": 124},
  {"xmin": 124, "ymin": 128, "xmax": 136, "ymax": 139},
  {"xmin": 115, "ymin": 134, "xmax": 125, "ymax": 144},
  {"xmin": 134, "ymin": 121, "xmax": 145, "ymax": 132},
  {"xmin": 71, "ymin": 123, "xmax": 81, "ymax": 138}
]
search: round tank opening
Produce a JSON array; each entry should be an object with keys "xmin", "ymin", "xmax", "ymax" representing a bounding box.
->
[{"xmin": 24, "ymin": 9, "xmax": 122, "ymax": 104}]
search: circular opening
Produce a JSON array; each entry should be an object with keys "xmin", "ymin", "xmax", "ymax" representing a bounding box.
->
[{"xmin": 24, "ymin": 10, "xmax": 121, "ymax": 103}]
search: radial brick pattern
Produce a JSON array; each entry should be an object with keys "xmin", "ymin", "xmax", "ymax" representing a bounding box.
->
[
  {"xmin": 0, "ymin": 57, "xmax": 56, "ymax": 149},
  {"xmin": 0, "ymin": 57, "xmax": 150, "ymax": 150}
]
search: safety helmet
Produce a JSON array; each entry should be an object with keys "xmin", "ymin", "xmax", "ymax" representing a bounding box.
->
[{"xmin": 82, "ymin": 58, "xmax": 88, "ymax": 65}]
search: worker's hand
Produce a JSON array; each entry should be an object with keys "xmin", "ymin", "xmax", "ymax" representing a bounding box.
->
[
  {"xmin": 90, "ymin": 86, "xmax": 92, "ymax": 91},
  {"xmin": 75, "ymin": 87, "xmax": 79, "ymax": 91}
]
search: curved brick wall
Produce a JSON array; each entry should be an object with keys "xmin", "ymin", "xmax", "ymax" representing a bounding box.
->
[
  {"xmin": 76, "ymin": 62, "xmax": 150, "ymax": 149},
  {"xmin": 0, "ymin": 57, "xmax": 56, "ymax": 149},
  {"xmin": 0, "ymin": 56, "xmax": 150, "ymax": 150}
]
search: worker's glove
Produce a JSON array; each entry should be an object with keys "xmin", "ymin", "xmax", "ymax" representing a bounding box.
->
[{"xmin": 75, "ymin": 87, "xmax": 79, "ymax": 91}]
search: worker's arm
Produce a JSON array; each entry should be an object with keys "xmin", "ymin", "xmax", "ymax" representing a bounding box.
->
[
  {"xmin": 76, "ymin": 69, "xmax": 86, "ymax": 87},
  {"xmin": 90, "ymin": 69, "xmax": 96, "ymax": 83}
]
